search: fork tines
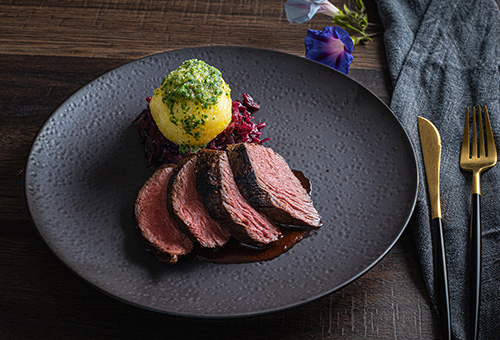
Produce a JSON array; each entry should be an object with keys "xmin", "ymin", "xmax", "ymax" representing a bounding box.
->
[{"xmin": 462, "ymin": 106, "xmax": 497, "ymax": 165}]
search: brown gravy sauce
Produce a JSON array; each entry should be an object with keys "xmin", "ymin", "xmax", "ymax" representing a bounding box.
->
[{"xmin": 194, "ymin": 169, "xmax": 312, "ymax": 264}]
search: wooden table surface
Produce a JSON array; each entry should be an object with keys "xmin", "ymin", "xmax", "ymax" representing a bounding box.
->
[{"xmin": 0, "ymin": 1, "xmax": 441, "ymax": 339}]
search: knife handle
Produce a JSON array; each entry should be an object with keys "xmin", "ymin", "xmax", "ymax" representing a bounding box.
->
[
  {"xmin": 470, "ymin": 193, "xmax": 481, "ymax": 340},
  {"xmin": 431, "ymin": 217, "xmax": 451, "ymax": 340}
]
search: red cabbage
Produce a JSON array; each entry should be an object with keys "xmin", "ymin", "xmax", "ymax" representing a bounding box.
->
[{"xmin": 133, "ymin": 94, "xmax": 271, "ymax": 168}]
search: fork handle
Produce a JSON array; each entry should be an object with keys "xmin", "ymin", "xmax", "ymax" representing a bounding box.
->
[
  {"xmin": 470, "ymin": 193, "xmax": 481, "ymax": 340},
  {"xmin": 431, "ymin": 217, "xmax": 451, "ymax": 340}
]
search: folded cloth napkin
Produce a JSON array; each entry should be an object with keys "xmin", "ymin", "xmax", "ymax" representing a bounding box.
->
[{"xmin": 376, "ymin": 0, "xmax": 500, "ymax": 339}]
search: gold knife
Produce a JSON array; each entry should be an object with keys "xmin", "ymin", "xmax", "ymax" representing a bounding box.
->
[{"xmin": 417, "ymin": 116, "xmax": 451, "ymax": 340}]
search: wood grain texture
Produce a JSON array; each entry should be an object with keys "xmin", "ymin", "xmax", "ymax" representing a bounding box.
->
[
  {"xmin": 0, "ymin": 0, "xmax": 385, "ymax": 69},
  {"xmin": 0, "ymin": 0, "xmax": 443, "ymax": 339},
  {"xmin": 1, "ymin": 220, "xmax": 437, "ymax": 340}
]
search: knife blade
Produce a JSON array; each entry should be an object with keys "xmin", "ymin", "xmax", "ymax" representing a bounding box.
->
[{"xmin": 417, "ymin": 116, "xmax": 451, "ymax": 340}]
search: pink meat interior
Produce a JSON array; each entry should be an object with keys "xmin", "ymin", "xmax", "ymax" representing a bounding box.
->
[
  {"xmin": 174, "ymin": 157, "xmax": 230, "ymax": 248},
  {"xmin": 248, "ymin": 144, "xmax": 321, "ymax": 227},
  {"xmin": 136, "ymin": 166, "xmax": 193, "ymax": 255},
  {"xmin": 219, "ymin": 152, "xmax": 280, "ymax": 243}
]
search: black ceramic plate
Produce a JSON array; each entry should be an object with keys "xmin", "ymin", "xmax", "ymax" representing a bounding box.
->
[{"xmin": 24, "ymin": 46, "xmax": 418, "ymax": 318}]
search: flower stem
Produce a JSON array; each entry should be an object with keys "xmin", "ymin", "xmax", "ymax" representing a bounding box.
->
[{"xmin": 332, "ymin": 0, "xmax": 373, "ymax": 44}]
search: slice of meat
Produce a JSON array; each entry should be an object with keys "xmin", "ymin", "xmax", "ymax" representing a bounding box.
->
[
  {"xmin": 196, "ymin": 149, "xmax": 281, "ymax": 247},
  {"xmin": 168, "ymin": 155, "xmax": 231, "ymax": 248},
  {"xmin": 226, "ymin": 143, "xmax": 322, "ymax": 228},
  {"xmin": 135, "ymin": 164, "xmax": 193, "ymax": 264}
]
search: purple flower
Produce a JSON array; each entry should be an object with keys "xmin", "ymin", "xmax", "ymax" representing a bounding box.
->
[
  {"xmin": 284, "ymin": 0, "xmax": 340, "ymax": 24},
  {"xmin": 304, "ymin": 26, "xmax": 354, "ymax": 74}
]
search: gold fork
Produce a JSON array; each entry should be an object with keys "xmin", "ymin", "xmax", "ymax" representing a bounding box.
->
[{"xmin": 459, "ymin": 106, "xmax": 497, "ymax": 340}]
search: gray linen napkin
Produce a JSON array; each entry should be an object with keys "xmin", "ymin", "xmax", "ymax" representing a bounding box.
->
[{"xmin": 376, "ymin": 0, "xmax": 500, "ymax": 339}]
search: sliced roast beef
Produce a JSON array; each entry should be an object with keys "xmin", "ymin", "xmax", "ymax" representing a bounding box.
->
[
  {"xmin": 135, "ymin": 164, "xmax": 193, "ymax": 264},
  {"xmin": 196, "ymin": 149, "xmax": 281, "ymax": 247},
  {"xmin": 168, "ymin": 154, "xmax": 231, "ymax": 248},
  {"xmin": 226, "ymin": 143, "xmax": 322, "ymax": 228}
]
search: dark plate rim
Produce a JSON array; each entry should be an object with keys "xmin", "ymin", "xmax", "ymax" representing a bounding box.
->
[{"xmin": 23, "ymin": 46, "xmax": 419, "ymax": 319}]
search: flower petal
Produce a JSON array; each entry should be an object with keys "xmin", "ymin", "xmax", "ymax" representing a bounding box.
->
[
  {"xmin": 284, "ymin": 0, "xmax": 340, "ymax": 23},
  {"xmin": 316, "ymin": 0, "xmax": 340, "ymax": 17},
  {"xmin": 304, "ymin": 26, "xmax": 353, "ymax": 74},
  {"xmin": 284, "ymin": 0, "xmax": 321, "ymax": 24},
  {"xmin": 332, "ymin": 26, "xmax": 354, "ymax": 53}
]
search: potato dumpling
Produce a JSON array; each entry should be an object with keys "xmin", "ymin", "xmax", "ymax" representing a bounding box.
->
[{"xmin": 150, "ymin": 59, "xmax": 232, "ymax": 152}]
